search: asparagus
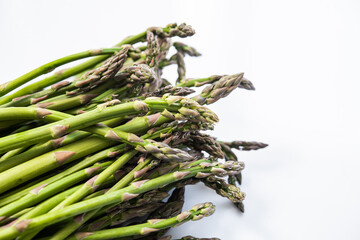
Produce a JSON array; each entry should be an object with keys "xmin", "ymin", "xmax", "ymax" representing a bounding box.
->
[
  {"xmin": 80, "ymin": 190, "xmax": 169, "ymax": 231},
  {"xmin": 0, "ymin": 22, "xmax": 267, "ymax": 239},
  {"xmin": 0, "ymin": 48, "xmax": 125, "ymax": 98},
  {"xmin": 193, "ymin": 73, "xmax": 244, "ymax": 105},
  {"xmin": 201, "ymin": 175, "xmax": 245, "ymax": 204},
  {"xmin": 70, "ymin": 202, "xmax": 215, "ymax": 240},
  {"xmin": 220, "ymin": 140, "xmax": 268, "ymax": 151}
]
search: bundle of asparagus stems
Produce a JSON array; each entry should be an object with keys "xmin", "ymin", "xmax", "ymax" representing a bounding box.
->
[{"xmin": 0, "ymin": 23, "xmax": 267, "ymax": 240}]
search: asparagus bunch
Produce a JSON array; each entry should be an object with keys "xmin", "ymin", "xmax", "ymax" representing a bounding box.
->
[{"xmin": 0, "ymin": 23, "xmax": 267, "ymax": 240}]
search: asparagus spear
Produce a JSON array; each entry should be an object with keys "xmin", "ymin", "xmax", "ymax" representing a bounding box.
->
[
  {"xmin": 0, "ymin": 48, "xmax": 125, "ymax": 98},
  {"xmin": 193, "ymin": 73, "xmax": 244, "ymax": 105},
  {"xmin": 70, "ymin": 202, "xmax": 215, "ymax": 240}
]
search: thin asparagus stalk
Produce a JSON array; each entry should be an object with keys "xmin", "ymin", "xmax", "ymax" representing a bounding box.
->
[
  {"xmin": 81, "ymin": 190, "xmax": 169, "ymax": 232},
  {"xmin": 0, "ymin": 107, "xmax": 71, "ymax": 122},
  {"xmin": 69, "ymin": 202, "xmax": 214, "ymax": 240},
  {"xmin": 0, "ymin": 48, "xmax": 125, "ymax": 98},
  {"xmin": 0, "ymin": 82, "xmax": 76, "ymax": 108},
  {"xmin": 176, "ymin": 75, "xmax": 223, "ymax": 88},
  {"xmin": 86, "ymin": 202, "xmax": 164, "ymax": 232},
  {"xmin": 141, "ymin": 187, "xmax": 186, "ymax": 239}
]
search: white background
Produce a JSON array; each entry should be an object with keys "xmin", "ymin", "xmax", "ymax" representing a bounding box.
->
[{"xmin": 1, "ymin": 0, "xmax": 360, "ymax": 239}]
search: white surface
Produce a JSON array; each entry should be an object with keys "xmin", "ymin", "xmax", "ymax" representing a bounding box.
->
[{"xmin": 1, "ymin": 0, "xmax": 360, "ymax": 239}]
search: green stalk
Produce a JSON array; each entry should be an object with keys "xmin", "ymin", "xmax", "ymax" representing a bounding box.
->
[
  {"xmin": 0, "ymin": 107, "xmax": 70, "ymax": 122},
  {"xmin": 0, "ymin": 80, "xmax": 81, "ymax": 108},
  {"xmin": 39, "ymin": 79, "xmax": 117, "ymax": 112},
  {"xmin": 68, "ymin": 202, "xmax": 215, "ymax": 240},
  {"xmin": 176, "ymin": 76, "xmax": 222, "ymax": 88},
  {"xmin": 0, "ymin": 48, "xmax": 124, "ymax": 98}
]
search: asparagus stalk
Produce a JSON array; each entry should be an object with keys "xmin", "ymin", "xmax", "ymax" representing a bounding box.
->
[
  {"xmin": 0, "ymin": 48, "xmax": 125, "ymax": 98},
  {"xmin": 69, "ymin": 202, "xmax": 215, "ymax": 240},
  {"xmin": 81, "ymin": 190, "xmax": 169, "ymax": 232}
]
